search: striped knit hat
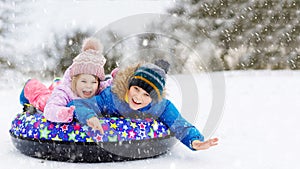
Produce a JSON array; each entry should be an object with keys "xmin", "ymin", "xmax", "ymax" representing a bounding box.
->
[{"xmin": 128, "ymin": 60, "xmax": 170, "ymax": 101}]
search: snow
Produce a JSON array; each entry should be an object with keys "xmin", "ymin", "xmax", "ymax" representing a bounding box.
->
[
  {"xmin": 2, "ymin": 0, "xmax": 300, "ymax": 168},
  {"xmin": 1, "ymin": 70, "xmax": 300, "ymax": 169}
]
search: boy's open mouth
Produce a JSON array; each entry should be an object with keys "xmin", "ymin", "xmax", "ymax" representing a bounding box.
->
[{"xmin": 132, "ymin": 98, "xmax": 141, "ymax": 105}]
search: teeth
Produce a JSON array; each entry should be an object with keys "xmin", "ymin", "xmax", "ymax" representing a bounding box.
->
[
  {"xmin": 133, "ymin": 98, "xmax": 141, "ymax": 104},
  {"xmin": 83, "ymin": 90, "xmax": 92, "ymax": 92}
]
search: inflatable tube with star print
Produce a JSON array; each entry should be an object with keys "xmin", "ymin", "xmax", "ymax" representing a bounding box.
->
[{"xmin": 9, "ymin": 108, "xmax": 176, "ymax": 162}]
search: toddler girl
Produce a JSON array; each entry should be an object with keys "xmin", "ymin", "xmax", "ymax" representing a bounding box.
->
[{"xmin": 21, "ymin": 38, "xmax": 111, "ymax": 131}]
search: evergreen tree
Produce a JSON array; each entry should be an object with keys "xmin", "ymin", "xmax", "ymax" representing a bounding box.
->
[
  {"xmin": 133, "ymin": 33, "xmax": 197, "ymax": 73},
  {"xmin": 99, "ymin": 30, "xmax": 123, "ymax": 74},
  {"xmin": 43, "ymin": 29, "xmax": 122, "ymax": 78},
  {"xmin": 162, "ymin": 0, "xmax": 300, "ymax": 70},
  {"xmin": 43, "ymin": 30, "xmax": 92, "ymax": 78},
  {"xmin": 0, "ymin": 0, "xmax": 25, "ymax": 71}
]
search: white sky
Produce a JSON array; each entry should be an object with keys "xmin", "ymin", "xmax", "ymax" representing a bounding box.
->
[{"xmin": 17, "ymin": 0, "xmax": 173, "ymax": 51}]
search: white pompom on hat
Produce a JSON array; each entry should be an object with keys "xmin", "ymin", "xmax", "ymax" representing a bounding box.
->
[
  {"xmin": 81, "ymin": 37, "xmax": 103, "ymax": 52},
  {"xmin": 69, "ymin": 37, "xmax": 106, "ymax": 80}
]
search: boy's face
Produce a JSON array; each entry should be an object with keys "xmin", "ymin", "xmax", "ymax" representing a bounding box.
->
[
  {"xmin": 127, "ymin": 86, "xmax": 152, "ymax": 110},
  {"xmin": 75, "ymin": 74, "xmax": 99, "ymax": 98}
]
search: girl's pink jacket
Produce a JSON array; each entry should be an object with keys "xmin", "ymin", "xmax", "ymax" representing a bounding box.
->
[{"xmin": 43, "ymin": 67, "xmax": 111, "ymax": 123}]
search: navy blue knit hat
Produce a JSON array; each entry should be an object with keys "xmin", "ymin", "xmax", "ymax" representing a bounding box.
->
[{"xmin": 128, "ymin": 60, "xmax": 170, "ymax": 101}]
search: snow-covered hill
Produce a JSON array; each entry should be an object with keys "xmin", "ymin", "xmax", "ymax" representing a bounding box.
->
[{"xmin": 1, "ymin": 70, "xmax": 300, "ymax": 169}]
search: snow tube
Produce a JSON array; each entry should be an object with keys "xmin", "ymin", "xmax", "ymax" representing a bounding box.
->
[{"xmin": 9, "ymin": 105, "xmax": 176, "ymax": 162}]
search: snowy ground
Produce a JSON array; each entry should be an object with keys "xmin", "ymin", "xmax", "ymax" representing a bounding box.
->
[{"xmin": 1, "ymin": 70, "xmax": 300, "ymax": 169}]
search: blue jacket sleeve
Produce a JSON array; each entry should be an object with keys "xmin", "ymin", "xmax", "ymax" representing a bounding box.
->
[
  {"xmin": 70, "ymin": 96, "xmax": 102, "ymax": 125},
  {"xmin": 158, "ymin": 100, "xmax": 204, "ymax": 150}
]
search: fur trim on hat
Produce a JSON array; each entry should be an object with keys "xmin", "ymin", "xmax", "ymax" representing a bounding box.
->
[
  {"xmin": 112, "ymin": 63, "xmax": 140, "ymax": 101},
  {"xmin": 111, "ymin": 63, "xmax": 166, "ymax": 102}
]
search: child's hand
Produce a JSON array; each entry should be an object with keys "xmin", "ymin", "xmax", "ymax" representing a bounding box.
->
[
  {"xmin": 192, "ymin": 137, "xmax": 219, "ymax": 150},
  {"xmin": 57, "ymin": 106, "xmax": 75, "ymax": 123},
  {"xmin": 87, "ymin": 116, "xmax": 104, "ymax": 135}
]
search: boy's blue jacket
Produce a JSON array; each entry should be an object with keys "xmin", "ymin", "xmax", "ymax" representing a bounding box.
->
[{"xmin": 70, "ymin": 86, "xmax": 204, "ymax": 150}]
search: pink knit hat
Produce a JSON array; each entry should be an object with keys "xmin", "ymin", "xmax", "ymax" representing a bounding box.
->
[{"xmin": 69, "ymin": 37, "xmax": 106, "ymax": 80}]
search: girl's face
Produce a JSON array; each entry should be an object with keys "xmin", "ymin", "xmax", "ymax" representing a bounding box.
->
[
  {"xmin": 127, "ymin": 86, "xmax": 152, "ymax": 110},
  {"xmin": 75, "ymin": 74, "xmax": 99, "ymax": 98}
]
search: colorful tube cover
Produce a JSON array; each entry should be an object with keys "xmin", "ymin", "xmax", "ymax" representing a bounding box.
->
[{"xmin": 10, "ymin": 111, "xmax": 172, "ymax": 143}]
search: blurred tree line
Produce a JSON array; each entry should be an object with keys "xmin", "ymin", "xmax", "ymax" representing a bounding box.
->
[
  {"xmin": 0, "ymin": 0, "xmax": 23, "ymax": 70},
  {"xmin": 57, "ymin": 0, "xmax": 300, "ymax": 73},
  {"xmin": 1, "ymin": 0, "xmax": 300, "ymax": 80},
  {"xmin": 164, "ymin": 0, "xmax": 300, "ymax": 70}
]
